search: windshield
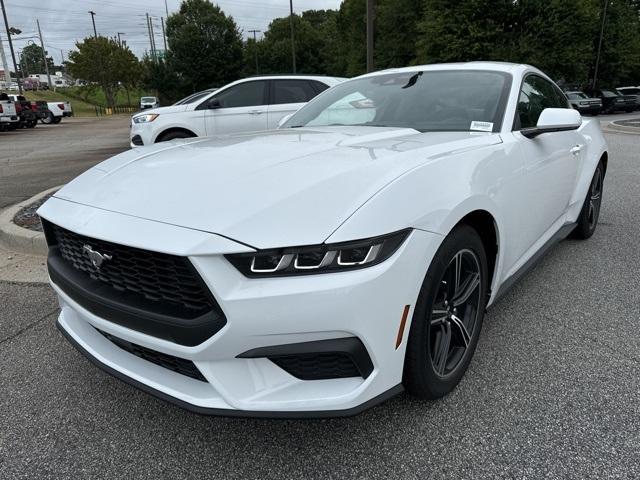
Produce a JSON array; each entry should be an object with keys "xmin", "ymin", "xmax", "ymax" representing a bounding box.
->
[
  {"xmin": 141, "ymin": 97, "xmax": 156, "ymax": 102},
  {"xmin": 283, "ymin": 70, "xmax": 511, "ymax": 133},
  {"xmin": 601, "ymin": 90, "xmax": 618, "ymax": 97},
  {"xmin": 174, "ymin": 89, "xmax": 216, "ymax": 105},
  {"xmin": 567, "ymin": 92, "xmax": 587, "ymax": 100}
]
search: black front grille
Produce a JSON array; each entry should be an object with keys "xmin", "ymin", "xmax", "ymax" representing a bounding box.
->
[
  {"xmin": 270, "ymin": 353, "xmax": 361, "ymax": 380},
  {"xmin": 97, "ymin": 328, "xmax": 207, "ymax": 382},
  {"xmin": 46, "ymin": 221, "xmax": 213, "ymax": 314}
]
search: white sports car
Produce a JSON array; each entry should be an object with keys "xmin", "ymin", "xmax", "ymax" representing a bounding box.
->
[{"xmin": 38, "ymin": 62, "xmax": 607, "ymax": 417}]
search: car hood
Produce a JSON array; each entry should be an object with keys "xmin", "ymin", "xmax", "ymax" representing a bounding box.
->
[{"xmin": 54, "ymin": 127, "xmax": 502, "ymax": 249}]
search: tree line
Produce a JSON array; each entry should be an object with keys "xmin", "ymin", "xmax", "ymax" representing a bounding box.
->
[{"xmin": 64, "ymin": 0, "xmax": 640, "ymax": 107}]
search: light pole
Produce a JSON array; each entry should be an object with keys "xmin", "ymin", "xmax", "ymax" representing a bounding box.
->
[
  {"xmin": 117, "ymin": 32, "xmax": 125, "ymax": 46},
  {"xmin": 289, "ymin": 0, "xmax": 296, "ymax": 73},
  {"xmin": 592, "ymin": 0, "xmax": 608, "ymax": 90},
  {"xmin": 248, "ymin": 29, "xmax": 261, "ymax": 74},
  {"xmin": 0, "ymin": 0, "xmax": 22, "ymax": 93},
  {"xmin": 88, "ymin": 11, "xmax": 97, "ymax": 37},
  {"xmin": 366, "ymin": 0, "xmax": 375, "ymax": 73}
]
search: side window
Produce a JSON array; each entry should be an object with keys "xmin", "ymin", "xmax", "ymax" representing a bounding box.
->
[
  {"xmin": 516, "ymin": 75, "xmax": 566, "ymax": 129},
  {"xmin": 213, "ymin": 81, "xmax": 267, "ymax": 108},
  {"xmin": 310, "ymin": 80, "xmax": 330, "ymax": 95},
  {"xmin": 271, "ymin": 80, "xmax": 318, "ymax": 105}
]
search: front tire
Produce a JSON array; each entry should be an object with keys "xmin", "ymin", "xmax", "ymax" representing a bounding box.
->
[
  {"xmin": 571, "ymin": 161, "xmax": 604, "ymax": 240},
  {"xmin": 404, "ymin": 224, "xmax": 489, "ymax": 399},
  {"xmin": 41, "ymin": 112, "xmax": 53, "ymax": 124}
]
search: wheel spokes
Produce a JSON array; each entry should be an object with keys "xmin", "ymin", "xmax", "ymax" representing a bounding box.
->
[
  {"xmin": 428, "ymin": 248, "xmax": 483, "ymax": 377},
  {"xmin": 449, "ymin": 314, "xmax": 471, "ymax": 348},
  {"xmin": 432, "ymin": 322, "xmax": 451, "ymax": 375},
  {"xmin": 452, "ymin": 272, "xmax": 480, "ymax": 307}
]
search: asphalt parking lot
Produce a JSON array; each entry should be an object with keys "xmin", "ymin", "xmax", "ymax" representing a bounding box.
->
[
  {"xmin": 1, "ymin": 119, "xmax": 640, "ymax": 478},
  {"xmin": 0, "ymin": 116, "xmax": 130, "ymax": 209}
]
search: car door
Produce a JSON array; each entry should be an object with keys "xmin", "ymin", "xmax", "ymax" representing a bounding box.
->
[
  {"xmin": 203, "ymin": 80, "xmax": 268, "ymax": 135},
  {"xmin": 514, "ymin": 74, "xmax": 581, "ymax": 246},
  {"xmin": 267, "ymin": 79, "xmax": 325, "ymax": 129}
]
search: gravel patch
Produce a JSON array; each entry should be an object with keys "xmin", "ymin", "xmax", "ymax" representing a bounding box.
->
[{"xmin": 12, "ymin": 192, "xmax": 55, "ymax": 232}]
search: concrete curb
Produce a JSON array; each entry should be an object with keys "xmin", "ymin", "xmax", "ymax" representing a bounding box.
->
[
  {"xmin": 0, "ymin": 186, "xmax": 62, "ymax": 256},
  {"xmin": 605, "ymin": 120, "xmax": 640, "ymax": 134}
]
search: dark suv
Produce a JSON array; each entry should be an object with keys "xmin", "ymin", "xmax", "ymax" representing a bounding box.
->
[{"xmin": 585, "ymin": 89, "xmax": 636, "ymax": 113}]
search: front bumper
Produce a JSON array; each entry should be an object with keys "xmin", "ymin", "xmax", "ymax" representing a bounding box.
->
[
  {"xmin": 130, "ymin": 122, "xmax": 153, "ymax": 147},
  {"xmin": 39, "ymin": 197, "xmax": 443, "ymax": 416}
]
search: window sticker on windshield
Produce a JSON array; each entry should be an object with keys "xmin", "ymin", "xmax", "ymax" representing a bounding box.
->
[{"xmin": 470, "ymin": 121, "xmax": 493, "ymax": 132}]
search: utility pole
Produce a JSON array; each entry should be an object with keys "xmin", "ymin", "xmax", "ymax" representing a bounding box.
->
[
  {"xmin": 161, "ymin": 17, "xmax": 167, "ymax": 53},
  {"xmin": 366, "ymin": 0, "xmax": 375, "ymax": 73},
  {"xmin": 0, "ymin": 30, "xmax": 10, "ymax": 88},
  {"xmin": 248, "ymin": 29, "xmax": 260, "ymax": 74},
  {"xmin": 288, "ymin": 0, "xmax": 296, "ymax": 73},
  {"xmin": 149, "ymin": 16, "xmax": 157, "ymax": 59},
  {"xmin": 146, "ymin": 14, "xmax": 155, "ymax": 61},
  {"xmin": 0, "ymin": 0, "xmax": 22, "ymax": 93},
  {"xmin": 165, "ymin": 0, "xmax": 169, "ymax": 17},
  {"xmin": 36, "ymin": 19, "xmax": 52, "ymax": 91},
  {"xmin": 88, "ymin": 10, "xmax": 97, "ymax": 37},
  {"xmin": 592, "ymin": 0, "xmax": 608, "ymax": 90},
  {"xmin": 117, "ymin": 32, "xmax": 125, "ymax": 46}
]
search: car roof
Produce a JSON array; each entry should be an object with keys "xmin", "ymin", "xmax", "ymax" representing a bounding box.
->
[{"xmin": 357, "ymin": 61, "xmax": 533, "ymax": 79}]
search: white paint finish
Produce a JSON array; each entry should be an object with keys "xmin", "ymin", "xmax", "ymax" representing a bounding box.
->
[{"xmin": 41, "ymin": 62, "xmax": 608, "ymax": 414}]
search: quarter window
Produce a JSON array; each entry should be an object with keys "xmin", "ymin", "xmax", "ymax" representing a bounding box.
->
[
  {"xmin": 212, "ymin": 81, "xmax": 267, "ymax": 108},
  {"xmin": 516, "ymin": 75, "xmax": 567, "ymax": 129},
  {"xmin": 271, "ymin": 80, "xmax": 318, "ymax": 105}
]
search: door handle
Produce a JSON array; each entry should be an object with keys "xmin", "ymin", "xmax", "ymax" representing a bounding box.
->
[
  {"xmin": 570, "ymin": 145, "xmax": 583, "ymax": 156},
  {"xmin": 248, "ymin": 110, "xmax": 264, "ymax": 115}
]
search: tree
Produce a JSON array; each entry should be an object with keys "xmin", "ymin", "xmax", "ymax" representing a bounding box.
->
[
  {"xmin": 19, "ymin": 43, "xmax": 54, "ymax": 75},
  {"xmin": 67, "ymin": 36, "xmax": 140, "ymax": 108},
  {"xmin": 165, "ymin": 0, "xmax": 243, "ymax": 93}
]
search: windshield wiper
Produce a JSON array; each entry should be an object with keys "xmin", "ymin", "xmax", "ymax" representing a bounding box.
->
[{"xmin": 402, "ymin": 71, "xmax": 423, "ymax": 89}]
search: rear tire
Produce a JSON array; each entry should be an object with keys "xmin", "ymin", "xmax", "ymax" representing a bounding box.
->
[
  {"xmin": 571, "ymin": 161, "xmax": 604, "ymax": 240},
  {"xmin": 52, "ymin": 116, "xmax": 62, "ymax": 124},
  {"xmin": 404, "ymin": 224, "xmax": 489, "ymax": 399}
]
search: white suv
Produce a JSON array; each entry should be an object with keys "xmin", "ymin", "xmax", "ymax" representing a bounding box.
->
[{"xmin": 130, "ymin": 75, "xmax": 345, "ymax": 147}]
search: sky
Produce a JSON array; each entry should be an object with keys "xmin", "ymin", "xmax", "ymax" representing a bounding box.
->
[{"xmin": 1, "ymin": 0, "xmax": 342, "ymax": 67}]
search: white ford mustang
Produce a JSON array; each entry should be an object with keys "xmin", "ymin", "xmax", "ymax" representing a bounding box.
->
[{"xmin": 38, "ymin": 62, "xmax": 607, "ymax": 417}]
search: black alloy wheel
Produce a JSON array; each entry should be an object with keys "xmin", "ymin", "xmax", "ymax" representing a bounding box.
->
[
  {"xmin": 404, "ymin": 224, "xmax": 488, "ymax": 399},
  {"xmin": 429, "ymin": 249, "xmax": 482, "ymax": 377}
]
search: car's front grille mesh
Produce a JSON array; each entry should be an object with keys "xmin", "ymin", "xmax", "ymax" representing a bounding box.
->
[
  {"xmin": 270, "ymin": 353, "xmax": 362, "ymax": 380},
  {"xmin": 46, "ymin": 221, "xmax": 214, "ymax": 314},
  {"xmin": 97, "ymin": 328, "xmax": 207, "ymax": 382}
]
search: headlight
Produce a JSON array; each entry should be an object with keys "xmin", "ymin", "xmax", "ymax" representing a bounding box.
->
[
  {"xmin": 133, "ymin": 113, "xmax": 159, "ymax": 123},
  {"xmin": 226, "ymin": 229, "xmax": 410, "ymax": 277}
]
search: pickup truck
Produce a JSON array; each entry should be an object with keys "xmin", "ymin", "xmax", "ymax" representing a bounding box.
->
[
  {"xmin": 42, "ymin": 101, "xmax": 73, "ymax": 124},
  {"xmin": 0, "ymin": 93, "xmax": 19, "ymax": 131},
  {"xmin": 7, "ymin": 94, "xmax": 38, "ymax": 128}
]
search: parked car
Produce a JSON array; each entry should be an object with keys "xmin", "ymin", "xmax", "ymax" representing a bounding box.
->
[
  {"xmin": 42, "ymin": 101, "xmax": 73, "ymax": 124},
  {"xmin": 39, "ymin": 62, "xmax": 608, "ymax": 417},
  {"xmin": 7, "ymin": 94, "xmax": 38, "ymax": 128},
  {"xmin": 140, "ymin": 96, "xmax": 160, "ymax": 109},
  {"xmin": 586, "ymin": 88, "xmax": 636, "ymax": 113},
  {"xmin": 0, "ymin": 92, "xmax": 18, "ymax": 131},
  {"xmin": 565, "ymin": 91, "xmax": 602, "ymax": 115},
  {"xmin": 616, "ymin": 86, "xmax": 640, "ymax": 110},
  {"xmin": 129, "ymin": 75, "xmax": 346, "ymax": 147}
]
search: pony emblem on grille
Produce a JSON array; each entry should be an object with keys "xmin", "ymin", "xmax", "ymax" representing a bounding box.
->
[{"xmin": 83, "ymin": 244, "xmax": 112, "ymax": 269}]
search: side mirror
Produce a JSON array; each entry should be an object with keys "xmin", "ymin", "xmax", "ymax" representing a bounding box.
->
[
  {"xmin": 208, "ymin": 98, "xmax": 222, "ymax": 109},
  {"xmin": 521, "ymin": 108, "xmax": 581, "ymax": 139},
  {"xmin": 277, "ymin": 113, "xmax": 294, "ymax": 128}
]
